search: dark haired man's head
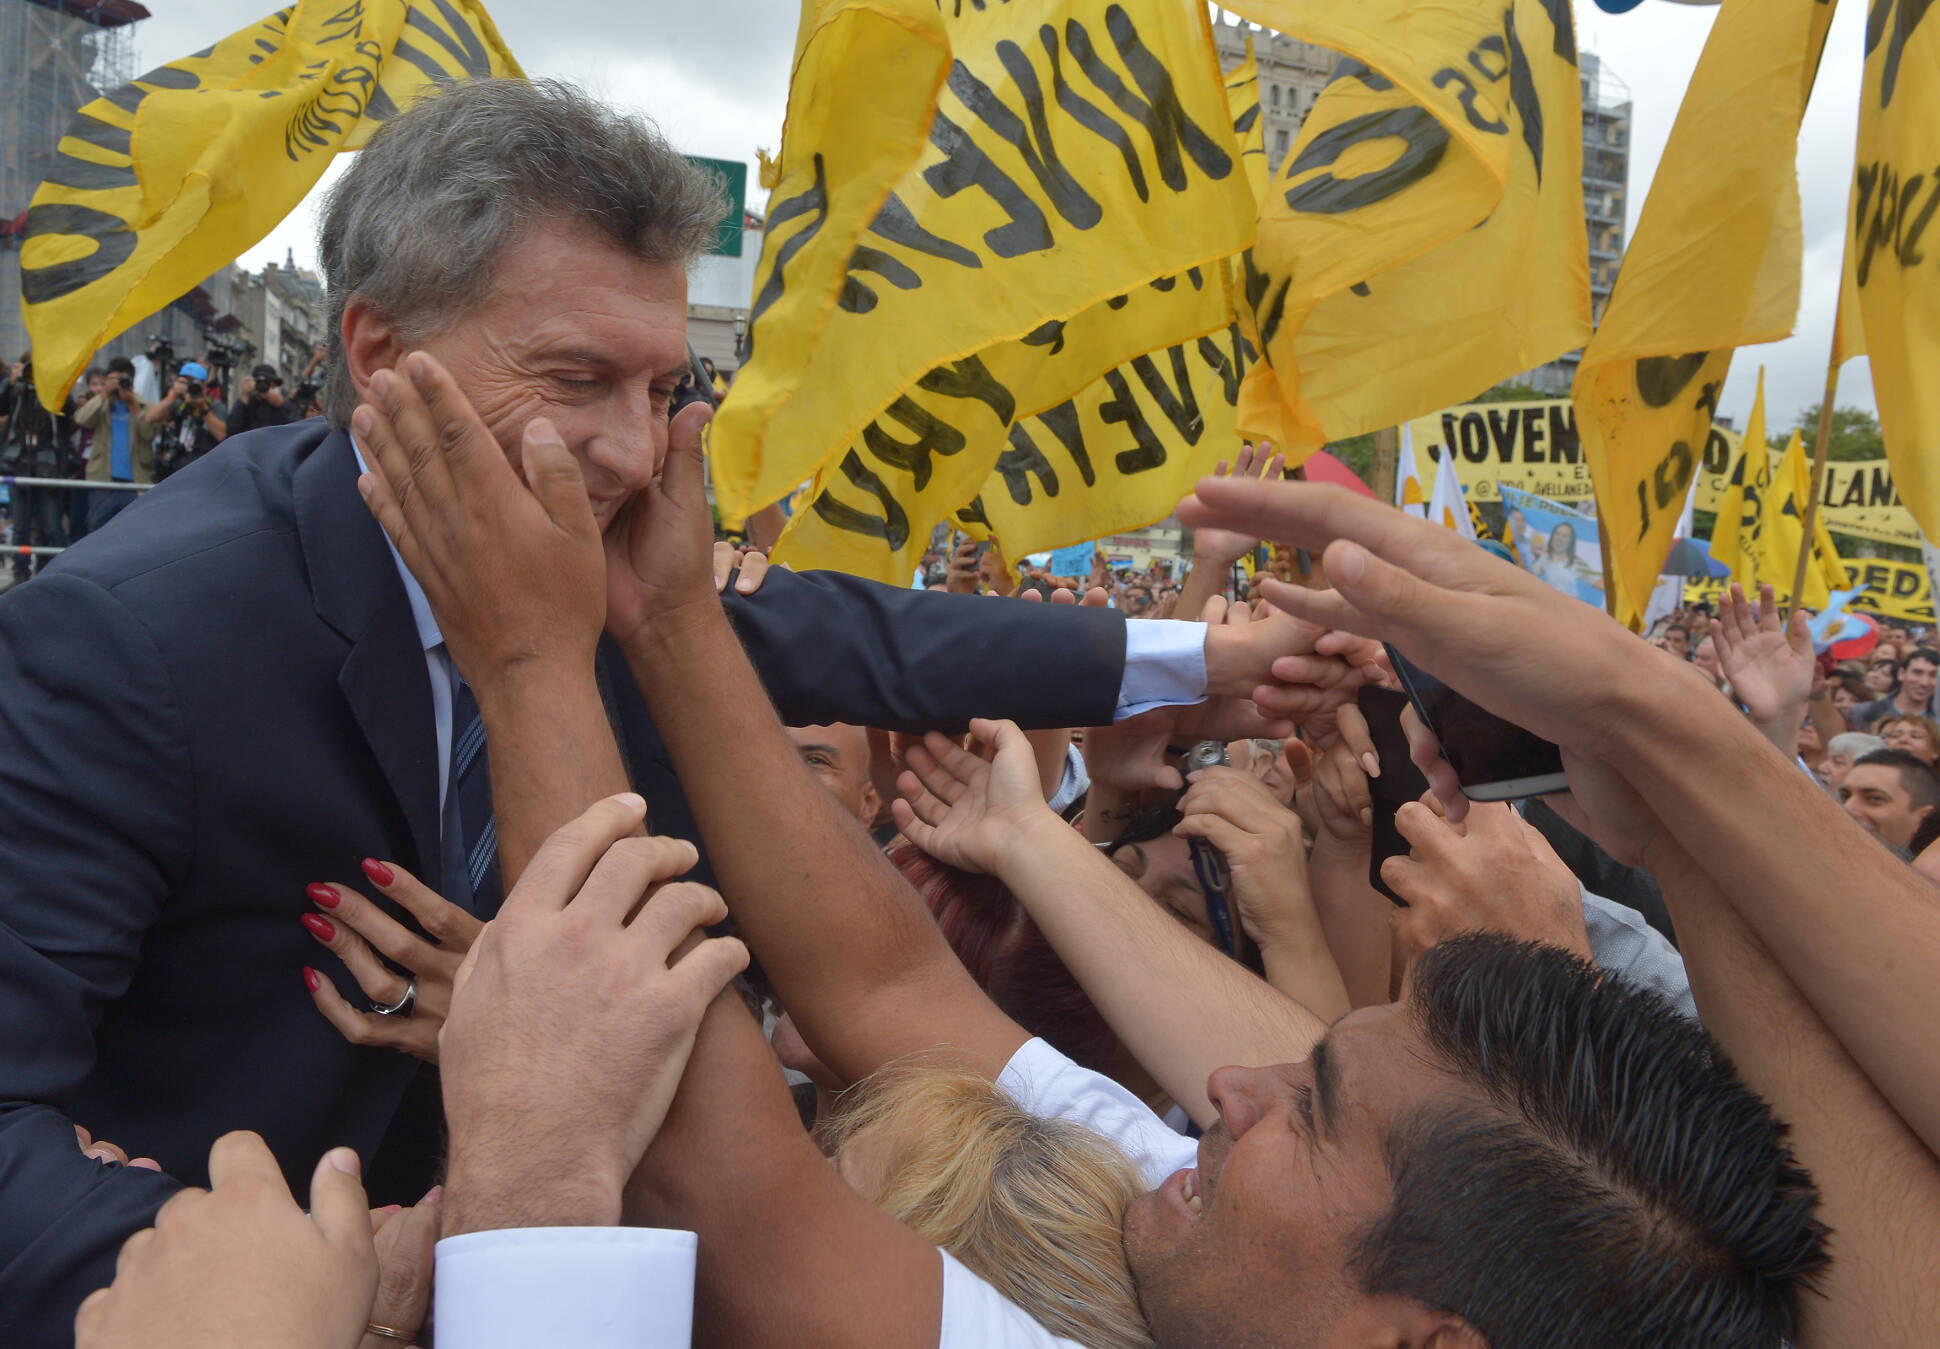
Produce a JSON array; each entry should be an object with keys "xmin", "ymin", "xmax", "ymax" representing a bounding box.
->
[
  {"xmin": 1841, "ymin": 747, "xmax": 1940, "ymax": 849},
  {"xmin": 1663, "ymin": 622, "xmax": 1691, "ymax": 659},
  {"xmin": 106, "ymin": 356, "xmax": 136, "ymax": 378},
  {"xmin": 786, "ymin": 723, "xmax": 879, "ymax": 825},
  {"xmin": 1123, "ymin": 934, "xmax": 1826, "ymax": 1349},
  {"xmin": 1901, "ymin": 649, "xmax": 1940, "ymax": 709}
]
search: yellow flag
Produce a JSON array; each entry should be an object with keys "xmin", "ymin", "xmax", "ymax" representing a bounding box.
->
[
  {"xmin": 1226, "ymin": 0, "xmax": 1588, "ymax": 455},
  {"xmin": 1574, "ymin": 0, "xmax": 1836, "ymax": 629},
  {"xmin": 1766, "ymin": 428, "xmax": 1847, "ymax": 607},
  {"xmin": 1708, "ymin": 369, "xmax": 1772, "ymax": 589},
  {"xmin": 1834, "ymin": 0, "xmax": 1940, "ymax": 542},
  {"xmin": 1689, "ymin": 552, "xmax": 1934, "ymax": 623},
  {"xmin": 715, "ymin": 0, "xmax": 1256, "ymax": 544},
  {"xmin": 23, "ymin": 0, "xmax": 522, "ymax": 411}
]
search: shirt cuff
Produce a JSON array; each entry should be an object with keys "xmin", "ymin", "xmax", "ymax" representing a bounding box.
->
[
  {"xmin": 1115, "ymin": 619, "xmax": 1208, "ymax": 720},
  {"xmin": 434, "ymin": 1227, "xmax": 696, "ymax": 1349}
]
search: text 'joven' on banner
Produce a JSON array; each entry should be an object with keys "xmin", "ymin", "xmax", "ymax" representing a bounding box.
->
[
  {"xmin": 24, "ymin": 0, "xmax": 522, "ymax": 412},
  {"xmin": 713, "ymin": 0, "xmax": 1257, "ymax": 581},
  {"xmin": 1573, "ymin": 0, "xmax": 1836, "ymax": 629},
  {"xmin": 1834, "ymin": 0, "xmax": 1940, "ymax": 547},
  {"xmin": 1228, "ymin": 0, "xmax": 1589, "ymax": 456}
]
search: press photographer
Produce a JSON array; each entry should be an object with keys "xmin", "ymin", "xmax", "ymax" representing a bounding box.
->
[
  {"xmin": 226, "ymin": 363, "xmax": 300, "ymax": 436},
  {"xmin": 144, "ymin": 360, "xmax": 227, "ymax": 478},
  {"xmin": 71, "ymin": 358, "xmax": 155, "ymax": 532},
  {"xmin": 0, "ymin": 355, "xmax": 80, "ymax": 581}
]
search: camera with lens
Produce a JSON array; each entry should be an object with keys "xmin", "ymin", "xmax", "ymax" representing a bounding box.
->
[{"xmin": 147, "ymin": 335, "xmax": 175, "ymax": 364}]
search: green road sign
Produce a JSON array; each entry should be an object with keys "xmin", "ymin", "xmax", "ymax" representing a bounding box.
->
[{"xmin": 684, "ymin": 155, "xmax": 747, "ymax": 258}]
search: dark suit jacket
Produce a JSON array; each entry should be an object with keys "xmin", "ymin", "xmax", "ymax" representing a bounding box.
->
[{"xmin": 0, "ymin": 421, "xmax": 1127, "ymax": 1345}]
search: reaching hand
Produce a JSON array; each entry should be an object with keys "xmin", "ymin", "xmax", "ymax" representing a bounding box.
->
[
  {"xmin": 712, "ymin": 541, "xmax": 775, "ymax": 597},
  {"xmin": 439, "ymin": 795, "xmax": 749, "ymax": 1235},
  {"xmin": 1712, "ymin": 582, "xmax": 1814, "ymax": 738},
  {"xmin": 73, "ymin": 1125, "xmax": 160, "ymax": 1172},
  {"xmin": 945, "ymin": 540, "xmax": 983, "ymax": 594},
  {"xmin": 74, "ymin": 1132, "xmax": 377, "ymax": 1349},
  {"xmin": 1177, "ymin": 478, "xmax": 1682, "ymax": 761},
  {"xmin": 1382, "ymin": 799, "xmax": 1590, "ymax": 978},
  {"xmin": 355, "ymin": 353, "xmax": 606, "ymax": 680},
  {"xmin": 1172, "ymin": 765, "xmax": 1313, "ymax": 951},
  {"xmin": 1310, "ymin": 703, "xmax": 1376, "ymax": 843},
  {"xmin": 1191, "ymin": 442, "xmax": 1285, "ymax": 569},
  {"xmin": 604, "ymin": 401, "xmax": 719, "ymax": 647},
  {"xmin": 893, "ymin": 720, "xmax": 1058, "ymax": 876},
  {"xmin": 302, "ymin": 859, "xmax": 484, "ymax": 1065}
]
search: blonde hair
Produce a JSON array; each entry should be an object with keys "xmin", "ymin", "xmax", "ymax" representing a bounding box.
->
[{"xmin": 819, "ymin": 1065, "xmax": 1154, "ymax": 1349}]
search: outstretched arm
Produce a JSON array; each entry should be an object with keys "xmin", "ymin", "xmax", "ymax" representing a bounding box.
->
[
  {"xmin": 1178, "ymin": 476, "xmax": 1940, "ymax": 1159},
  {"xmin": 1565, "ymin": 754, "xmax": 1940, "ymax": 1348},
  {"xmin": 895, "ymin": 720, "xmax": 1326, "ymax": 1126},
  {"xmin": 611, "ymin": 402, "xmax": 1028, "ymax": 1086}
]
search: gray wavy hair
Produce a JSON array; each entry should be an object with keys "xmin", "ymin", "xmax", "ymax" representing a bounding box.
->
[{"xmin": 318, "ymin": 78, "xmax": 724, "ymax": 426}]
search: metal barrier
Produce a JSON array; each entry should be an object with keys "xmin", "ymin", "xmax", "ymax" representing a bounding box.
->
[{"xmin": 2, "ymin": 478, "xmax": 156, "ymax": 567}]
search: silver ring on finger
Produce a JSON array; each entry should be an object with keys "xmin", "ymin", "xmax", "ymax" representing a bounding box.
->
[{"xmin": 370, "ymin": 977, "xmax": 418, "ymax": 1018}]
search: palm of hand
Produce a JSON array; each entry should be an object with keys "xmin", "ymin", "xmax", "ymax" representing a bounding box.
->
[
  {"xmin": 1719, "ymin": 631, "xmax": 1810, "ymax": 721},
  {"xmin": 1194, "ymin": 524, "xmax": 1259, "ymax": 569}
]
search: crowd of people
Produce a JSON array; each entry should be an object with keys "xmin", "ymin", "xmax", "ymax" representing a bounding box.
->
[
  {"xmin": 0, "ymin": 342, "xmax": 327, "ymax": 581},
  {"xmin": 2, "ymin": 77, "xmax": 1937, "ymax": 1349}
]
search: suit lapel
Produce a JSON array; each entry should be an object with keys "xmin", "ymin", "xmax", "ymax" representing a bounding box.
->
[{"xmin": 295, "ymin": 431, "xmax": 442, "ymax": 883}]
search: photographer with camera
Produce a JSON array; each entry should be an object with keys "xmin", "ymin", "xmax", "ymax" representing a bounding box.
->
[
  {"xmin": 72, "ymin": 357, "xmax": 155, "ymax": 533},
  {"xmin": 0, "ymin": 354, "xmax": 80, "ymax": 582},
  {"xmin": 227, "ymin": 363, "xmax": 300, "ymax": 437},
  {"xmin": 143, "ymin": 360, "xmax": 227, "ymax": 479}
]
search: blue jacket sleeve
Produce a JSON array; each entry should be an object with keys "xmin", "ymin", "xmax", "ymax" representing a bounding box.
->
[
  {"xmin": 0, "ymin": 574, "xmax": 191, "ymax": 1345},
  {"xmin": 720, "ymin": 569, "xmax": 1127, "ymax": 733}
]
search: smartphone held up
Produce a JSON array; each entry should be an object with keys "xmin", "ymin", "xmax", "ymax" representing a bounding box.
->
[{"xmin": 1383, "ymin": 645, "xmax": 1569, "ymax": 801}]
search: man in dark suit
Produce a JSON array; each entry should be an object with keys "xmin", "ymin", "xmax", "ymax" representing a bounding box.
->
[{"xmin": 0, "ymin": 80, "xmax": 1342, "ymax": 1342}]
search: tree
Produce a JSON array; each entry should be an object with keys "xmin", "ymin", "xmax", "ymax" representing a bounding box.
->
[
  {"xmin": 1780, "ymin": 404, "xmax": 1883, "ymax": 461},
  {"xmin": 1469, "ymin": 379, "xmax": 1550, "ymax": 405}
]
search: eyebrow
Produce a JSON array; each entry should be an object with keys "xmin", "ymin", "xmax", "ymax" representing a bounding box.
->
[
  {"xmin": 1312, "ymin": 1033, "xmax": 1341, "ymax": 1141},
  {"xmin": 795, "ymin": 743, "xmax": 842, "ymax": 760}
]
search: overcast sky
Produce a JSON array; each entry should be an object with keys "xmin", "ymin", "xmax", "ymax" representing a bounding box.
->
[{"xmin": 136, "ymin": 0, "xmax": 1872, "ymax": 437}]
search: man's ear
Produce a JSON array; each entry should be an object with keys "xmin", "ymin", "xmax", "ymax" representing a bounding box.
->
[
  {"xmin": 340, "ymin": 297, "xmax": 404, "ymax": 413},
  {"xmin": 1338, "ymin": 1294, "xmax": 1486, "ymax": 1349},
  {"xmin": 858, "ymin": 780, "xmax": 883, "ymax": 829}
]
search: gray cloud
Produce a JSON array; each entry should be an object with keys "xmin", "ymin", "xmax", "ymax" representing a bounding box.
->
[{"xmin": 135, "ymin": 0, "xmax": 1870, "ymax": 435}]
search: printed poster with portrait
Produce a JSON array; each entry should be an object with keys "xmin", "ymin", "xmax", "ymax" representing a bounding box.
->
[{"xmin": 1500, "ymin": 486, "xmax": 1605, "ymax": 609}]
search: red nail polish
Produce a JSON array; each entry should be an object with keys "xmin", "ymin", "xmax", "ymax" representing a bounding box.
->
[
  {"xmin": 361, "ymin": 858, "xmax": 395, "ymax": 887},
  {"xmin": 302, "ymin": 967, "xmax": 321, "ymax": 993},
  {"xmin": 306, "ymin": 883, "xmax": 340, "ymax": 909},
  {"xmin": 301, "ymin": 913, "xmax": 335, "ymax": 942}
]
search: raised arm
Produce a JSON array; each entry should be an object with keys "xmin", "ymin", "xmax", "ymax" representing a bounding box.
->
[
  {"xmin": 1565, "ymin": 755, "xmax": 1940, "ymax": 1348},
  {"xmin": 1178, "ymin": 476, "xmax": 1940, "ymax": 1159},
  {"xmin": 895, "ymin": 720, "xmax": 1326, "ymax": 1126}
]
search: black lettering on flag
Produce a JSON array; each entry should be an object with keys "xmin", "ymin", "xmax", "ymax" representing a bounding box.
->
[
  {"xmin": 1522, "ymin": 403, "xmax": 1547, "ymax": 459},
  {"xmin": 1702, "ymin": 426, "xmax": 1733, "ymax": 475},
  {"xmin": 925, "ymin": 110, "xmax": 1055, "ymax": 257},
  {"xmin": 20, "ymin": 203, "xmax": 136, "ymax": 305},
  {"xmin": 1021, "ymin": 319, "xmax": 1067, "ymax": 354},
  {"xmin": 1502, "ymin": 8, "xmax": 1546, "ymax": 181},
  {"xmin": 1537, "ymin": 0, "xmax": 1579, "ymax": 63},
  {"xmin": 1459, "ymin": 412, "xmax": 1489, "ymax": 462},
  {"xmin": 996, "ymin": 425, "xmax": 1061, "ymax": 504},
  {"xmin": 839, "ymin": 246, "xmax": 923, "ymax": 315},
  {"xmin": 949, "ymin": 47, "xmax": 1101, "ymax": 230},
  {"xmin": 1197, "ymin": 325, "xmax": 1249, "ymax": 406},
  {"xmin": 1853, "ymin": 160, "xmax": 1939, "ymax": 286},
  {"xmin": 1243, "ymin": 251, "xmax": 1290, "ymax": 347},
  {"xmin": 1329, "ymin": 58, "xmax": 1394, "ymax": 92},
  {"xmin": 1432, "ymin": 67, "xmax": 1508, "ymax": 136},
  {"xmin": 65, "ymin": 111, "xmax": 132, "ymax": 158},
  {"xmin": 1033, "ymin": 400, "xmax": 1099, "ymax": 487},
  {"xmin": 1634, "ymin": 351, "xmax": 1709, "ymax": 408},
  {"xmin": 1099, "ymin": 368, "xmax": 1167, "ymax": 474},
  {"xmin": 1131, "ymin": 346, "xmax": 1205, "ymax": 445},
  {"xmin": 812, "ymin": 451, "xmax": 912, "ymax": 549},
  {"xmin": 861, "ymin": 395, "xmax": 968, "ymax": 492},
  {"xmin": 1066, "ymin": 6, "xmax": 1234, "ymax": 193},
  {"xmin": 418, "ymin": 0, "xmax": 494, "ymax": 76},
  {"xmin": 742, "ymin": 155, "xmax": 829, "ymax": 364},
  {"xmin": 916, "ymin": 355, "xmax": 1017, "ymax": 424},
  {"xmin": 1470, "ymin": 34, "xmax": 1510, "ymax": 81},
  {"xmin": 1866, "ymin": 0, "xmax": 1934, "ymax": 110},
  {"xmin": 1039, "ymin": 25, "xmax": 1150, "ymax": 201},
  {"xmin": 40, "ymin": 154, "xmax": 137, "ymax": 192},
  {"xmin": 870, "ymin": 190, "xmax": 981, "ymax": 268},
  {"xmin": 1283, "ymin": 108, "xmax": 1451, "ymax": 215}
]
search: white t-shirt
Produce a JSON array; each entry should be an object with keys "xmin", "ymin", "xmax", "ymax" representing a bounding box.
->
[{"xmin": 937, "ymin": 1038, "xmax": 1197, "ymax": 1347}]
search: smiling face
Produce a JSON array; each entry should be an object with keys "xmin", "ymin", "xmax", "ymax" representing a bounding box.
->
[
  {"xmin": 1901, "ymin": 655, "xmax": 1938, "ymax": 708},
  {"xmin": 1839, "ymin": 761, "xmax": 1933, "ymax": 848},
  {"xmin": 344, "ymin": 215, "xmax": 692, "ymax": 534},
  {"xmin": 1123, "ymin": 1006, "xmax": 1476, "ymax": 1346}
]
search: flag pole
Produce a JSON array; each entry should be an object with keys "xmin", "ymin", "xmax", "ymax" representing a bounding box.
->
[{"xmin": 1786, "ymin": 347, "xmax": 1842, "ymax": 619}]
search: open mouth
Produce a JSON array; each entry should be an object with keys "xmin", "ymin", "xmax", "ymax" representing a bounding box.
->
[{"xmin": 1161, "ymin": 1166, "xmax": 1203, "ymax": 1222}]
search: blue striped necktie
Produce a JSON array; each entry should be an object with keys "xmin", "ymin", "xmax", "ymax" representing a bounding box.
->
[{"xmin": 444, "ymin": 666, "xmax": 501, "ymax": 911}]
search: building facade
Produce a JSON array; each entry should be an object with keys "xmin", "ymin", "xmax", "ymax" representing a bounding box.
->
[{"xmin": 1211, "ymin": 10, "xmax": 1631, "ymax": 399}]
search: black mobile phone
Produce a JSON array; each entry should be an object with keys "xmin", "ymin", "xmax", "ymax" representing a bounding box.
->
[
  {"xmin": 1357, "ymin": 686, "xmax": 1431, "ymax": 906},
  {"xmin": 1384, "ymin": 645, "xmax": 1568, "ymax": 801}
]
